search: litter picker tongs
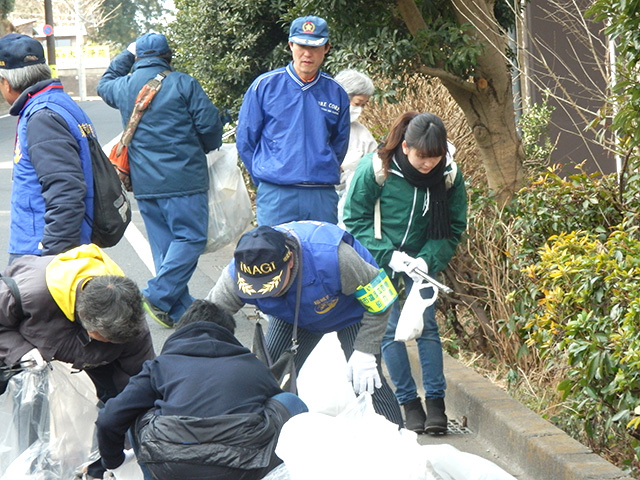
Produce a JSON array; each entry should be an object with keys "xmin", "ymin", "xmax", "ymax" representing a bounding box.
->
[{"xmin": 408, "ymin": 267, "xmax": 453, "ymax": 294}]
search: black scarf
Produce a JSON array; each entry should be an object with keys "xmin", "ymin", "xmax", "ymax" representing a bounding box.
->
[{"xmin": 393, "ymin": 145, "xmax": 452, "ymax": 239}]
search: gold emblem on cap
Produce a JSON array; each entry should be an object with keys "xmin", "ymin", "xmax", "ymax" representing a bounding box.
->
[
  {"xmin": 302, "ymin": 21, "xmax": 315, "ymax": 33},
  {"xmin": 237, "ymin": 274, "xmax": 256, "ymax": 296},
  {"xmin": 258, "ymin": 270, "xmax": 283, "ymax": 295}
]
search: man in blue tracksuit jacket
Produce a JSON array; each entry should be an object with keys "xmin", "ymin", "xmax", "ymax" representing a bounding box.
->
[
  {"xmin": 98, "ymin": 33, "xmax": 223, "ymax": 327},
  {"xmin": 236, "ymin": 16, "xmax": 350, "ymax": 226},
  {"xmin": 0, "ymin": 34, "xmax": 94, "ymax": 261}
]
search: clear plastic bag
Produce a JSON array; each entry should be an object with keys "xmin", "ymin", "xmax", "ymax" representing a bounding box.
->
[
  {"xmin": 395, "ymin": 281, "xmax": 438, "ymax": 342},
  {"xmin": 0, "ymin": 361, "xmax": 99, "ymax": 479},
  {"xmin": 203, "ymin": 143, "xmax": 253, "ymax": 254}
]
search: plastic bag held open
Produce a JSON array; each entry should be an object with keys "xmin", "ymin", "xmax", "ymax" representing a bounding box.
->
[{"xmin": 395, "ymin": 282, "xmax": 438, "ymax": 342}]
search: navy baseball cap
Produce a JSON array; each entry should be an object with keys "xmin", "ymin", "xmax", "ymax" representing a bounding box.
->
[
  {"xmin": 234, "ymin": 226, "xmax": 292, "ymax": 299},
  {"xmin": 0, "ymin": 33, "xmax": 46, "ymax": 70},
  {"xmin": 289, "ymin": 16, "xmax": 329, "ymax": 46},
  {"xmin": 135, "ymin": 33, "xmax": 170, "ymax": 58}
]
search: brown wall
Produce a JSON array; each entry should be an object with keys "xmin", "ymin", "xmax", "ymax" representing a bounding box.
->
[{"xmin": 522, "ymin": 0, "xmax": 615, "ymax": 174}]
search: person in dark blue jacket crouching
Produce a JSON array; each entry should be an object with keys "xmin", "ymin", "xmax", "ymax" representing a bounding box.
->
[{"xmin": 94, "ymin": 300, "xmax": 306, "ymax": 480}]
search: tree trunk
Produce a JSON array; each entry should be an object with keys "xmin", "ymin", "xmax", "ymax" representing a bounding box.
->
[
  {"xmin": 441, "ymin": 76, "xmax": 525, "ymax": 206},
  {"xmin": 397, "ymin": 0, "xmax": 525, "ymax": 205},
  {"xmin": 447, "ymin": 0, "xmax": 525, "ymax": 205}
]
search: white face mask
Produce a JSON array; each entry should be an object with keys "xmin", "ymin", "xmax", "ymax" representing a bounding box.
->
[{"xmin": 349, "ymin": 105, "xmax": 363, "ymax": 123}]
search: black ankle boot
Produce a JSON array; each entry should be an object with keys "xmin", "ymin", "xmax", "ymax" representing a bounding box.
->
[
  {"xmin": 402, "ymin": 397, "xmax": 426, "ymax": 433},
  {"xmin": 425, "ymin": 397, "xmax": 448, "ymax": 435}
]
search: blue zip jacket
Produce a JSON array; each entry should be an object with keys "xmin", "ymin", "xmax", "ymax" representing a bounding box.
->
[
  {"xmin": 236, "ymin": 62, "xmax": 350, "ymax": 186},
  {"xmin": 231, "ymin": 222, "xmax": 376, "ymax": 333},
  {"xmin": 97, "ymin": 51, "xmax": 222, "ymax": 199},
  {"xmin": 10, "ymin": 80, "xmax": 94, "ymax": 256}
]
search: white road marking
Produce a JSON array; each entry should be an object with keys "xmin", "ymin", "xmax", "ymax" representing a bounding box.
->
[{"xmin": 104, "ymin": 134, "xmax": 156, "ymax": 276}]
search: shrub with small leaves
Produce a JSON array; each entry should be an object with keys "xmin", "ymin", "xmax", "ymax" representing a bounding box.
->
[
  {"xmin": 518, "ymin": 99, "xmax": 555, "ymax": 171},
  {"xmin": 520, "ymin": 226, "xmax": 640, "ymax": 456}
]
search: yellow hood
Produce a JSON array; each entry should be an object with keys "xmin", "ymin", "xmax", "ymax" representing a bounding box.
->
[{"xmin": 46, "ymin": 244, "xmax": 124, "ymax": 321}]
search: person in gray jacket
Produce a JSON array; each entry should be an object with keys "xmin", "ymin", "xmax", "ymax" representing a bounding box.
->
[
  {"xmin": 207, "ymin": 221, "xmax": 404, "ymax": 426},
  {"xmin": 98, "ymin": 32, "xmax": 223, "ymax": 328},
  {"xmin": 0, "ymin": 243, "xmax": 153, "ymax": 403}
]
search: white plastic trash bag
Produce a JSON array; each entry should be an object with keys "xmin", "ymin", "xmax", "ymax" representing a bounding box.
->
[
  {"xmin": 395, "ymin": 281, "xmax": 437, "ymax": 342},
  {"xmin": 0, "ymin": 361, "xmax": 99, "ymax": 480},
  {"xmin": 274, "ymin": 393, "xmax": 517, "ymax": 480},
  {"xmin": 275, "ymin": 394, "xmax": 431, "ymax": 480},
  {"xmin": 296, "ymin": 333, "xmax": 356, "ymax": 416},
  {"xmin": 204, "ymin": 143, "xmax": 253, "ymax": 254},
  {"xmin": 261, "ymin": 463, "xmax": 291, "ymax": 480},
  {"xmin": 422, "ymin": 444, "xmax": 516, "ymax": 480}
]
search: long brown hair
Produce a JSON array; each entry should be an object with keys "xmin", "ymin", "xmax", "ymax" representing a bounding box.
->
[{"xmin": 378, "ymin": 111, "xmax": 419, "ymax": 173}]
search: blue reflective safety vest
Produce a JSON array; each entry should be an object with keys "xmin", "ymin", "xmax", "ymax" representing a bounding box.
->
[
  {"xmin": 12, "ymin": 83, "xmax": 94, "ymax": 255},
  {"xmin": 233, "ymin": 221, "xmax": 378, "ymax": 334}
]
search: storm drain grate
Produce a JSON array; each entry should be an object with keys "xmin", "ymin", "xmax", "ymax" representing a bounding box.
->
[{"xmin": 446, "ymin": 417, "xmax": 473, "ymax": 435}]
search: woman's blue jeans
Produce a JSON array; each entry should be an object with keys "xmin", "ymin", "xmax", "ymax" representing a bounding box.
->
[{"xmin": 381, "ymin": 275, "xmax": 446, "ymax": 405}]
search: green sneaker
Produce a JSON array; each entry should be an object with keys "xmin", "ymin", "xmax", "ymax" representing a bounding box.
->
[{"xmin": 143, "ymin": 298, "xmax": 174, "ymax": 328}]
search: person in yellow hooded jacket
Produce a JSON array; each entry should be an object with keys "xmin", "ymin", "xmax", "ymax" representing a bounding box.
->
[{"xmin": 0, "ymin": 243, "xmax": 154, "ymax": 403}]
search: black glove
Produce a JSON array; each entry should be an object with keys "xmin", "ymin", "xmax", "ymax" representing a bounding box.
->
[
  {"xmin": 0, "ymin": 359, "xmax": 22, "ymax": 395},
  {"xmin": 86, "ymin": 457, "xmax": 107, "ymax": 478}
]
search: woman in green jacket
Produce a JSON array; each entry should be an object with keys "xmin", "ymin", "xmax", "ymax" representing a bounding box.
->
[{"xmin": 343, "ymin": 112, "xmax": 467, "ymax": 434}]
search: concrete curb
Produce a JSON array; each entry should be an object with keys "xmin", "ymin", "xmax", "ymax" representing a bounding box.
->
[{"xmin": 443, "ymin": 354, "xmax": 635, "ymax": 480}]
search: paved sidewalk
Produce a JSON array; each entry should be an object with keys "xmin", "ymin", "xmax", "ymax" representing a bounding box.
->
[{"xmin": 433, "ymin": 352, "xmax": 635, "ymax": 480}]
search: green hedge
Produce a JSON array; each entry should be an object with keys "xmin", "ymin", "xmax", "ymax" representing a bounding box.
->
[{"xmin": 500, "ymin": 166, "xmax": 640, "ymax": 464}]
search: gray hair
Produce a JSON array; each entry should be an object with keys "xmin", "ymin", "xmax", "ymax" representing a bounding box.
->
[
  {"xmin": 0, "ymin": 63, "xmax": 51, "ymax": 92},
  {"xmin": 76, "ymin": 275, "xmax": 145, "ymax": 344},
  {"xmin": 334, "ymin": 69, "xmax": 374, "ymax": 98}
]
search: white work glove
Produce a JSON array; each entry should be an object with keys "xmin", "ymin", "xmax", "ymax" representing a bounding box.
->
[
  {"xmin": 406, "ymin": 257, "xmax": 428, "ymax": 283},
  {"xmin": 20, "ymin": 348, "xmax": 46, "ymax": 371},
  {"xmin": 346, "ymin": 350, "xmax": 382, "ymax": 395},
  {"xmin": 104, "ymin": 449, "xmax": 136, "ymax": 479},
  {"xmin": 388, "ymin": 250, "xmax": 412, "ymax": 274},
  {"xmin": 126, "ymin": 42, "xmax": 136, "ymax": 56}
]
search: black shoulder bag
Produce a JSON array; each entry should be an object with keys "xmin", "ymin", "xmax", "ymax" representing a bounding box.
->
[{"xmin": 252, "ymin": 249, "xmax": 303, "ymax": 394}]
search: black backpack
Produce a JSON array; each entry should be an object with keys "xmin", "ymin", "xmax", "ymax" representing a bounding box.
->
[
  {"xmin": 55, "ymin": 104, "xmax": 132, "ymax": 249},
  {"xmin": 83, "ymin": 131, "xmax": 132, "ymax": 247}
]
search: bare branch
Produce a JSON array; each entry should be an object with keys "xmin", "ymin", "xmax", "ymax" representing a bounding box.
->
[{"xmin": 416, "ymin": 65, "xmax": 478, "ymax": 93}]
